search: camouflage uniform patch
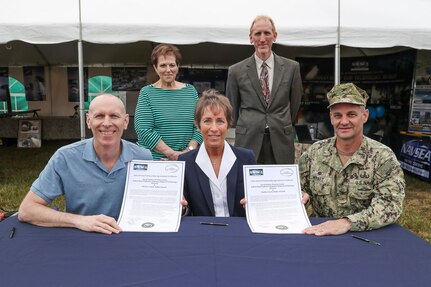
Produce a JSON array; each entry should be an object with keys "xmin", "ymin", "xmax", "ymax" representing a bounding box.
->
[{"xmin": 299, "ymin": 136, "xmax": 405, "ymax": 231}]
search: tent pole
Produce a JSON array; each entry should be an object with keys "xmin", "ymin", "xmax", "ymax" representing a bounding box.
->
[
  {"xmin": 78, "ymin": 40, "xmax": 85, "ymax": 140},
  {"xmin": 335, "ymin": 45, "xmax": 340, "ymax": 85},
  {"xmin": 335, "ymin": 0, "xmax": 341, "ymax": 85},
  {"xmin": 78, "ymin": 0, "xmax": 85, "ymax": 140}
]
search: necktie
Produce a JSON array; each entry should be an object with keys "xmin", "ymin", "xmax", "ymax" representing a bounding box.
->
[{"xmin": 259, "ymin": 62, "xmax": 270, "ymax": 106}]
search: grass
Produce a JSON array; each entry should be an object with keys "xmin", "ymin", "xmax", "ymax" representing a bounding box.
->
[
  {"xmin": 0, "ymin": 140, "xmax": 74, "ymax": 212},
  {"xmin": 1, "ymin": 139, "xmax": 430, "ymax": 242},
  {"xmin": 398, "ymin": 176, "xmax": 431, "ymax": 241}
]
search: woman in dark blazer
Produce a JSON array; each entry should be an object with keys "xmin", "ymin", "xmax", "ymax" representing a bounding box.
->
[{"xmin": 179, "ymin": 89, "xmax": 256, "ymax": 217}]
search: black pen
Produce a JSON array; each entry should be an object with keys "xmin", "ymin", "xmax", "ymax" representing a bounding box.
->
[
  {"xmin": 200, "ymin": 222, "xmax": 229, "ymax": 226},
  {"xmin": 351, "ymin": 234, "xmax": 381, "ymax": 246},
  {"xmin": 9, "ymin": 227, "xmax": 16, "ymax": 239}
]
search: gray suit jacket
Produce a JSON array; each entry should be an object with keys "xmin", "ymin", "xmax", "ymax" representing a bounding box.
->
[{"xmin": 226, "ymin": 53, "xmax": 302, "ymax": 163}]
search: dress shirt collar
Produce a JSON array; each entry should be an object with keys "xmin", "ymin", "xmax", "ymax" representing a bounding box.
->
[
  {"xmin": 254, "ymin": 52, "xmax": 274, "ymax": 71},
  {"xmin": 195, "ymin": 141, "xmax": 236, "ymax": 187}
]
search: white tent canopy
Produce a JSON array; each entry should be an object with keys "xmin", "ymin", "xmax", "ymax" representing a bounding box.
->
[
  {"xmin": 0, "ymin": 0, "xmax": 79, "ymax": 44},
  {"xmin": 340, "ymin": 0, "xmax": 431, "ymax": 49},
  {"xmin": 80, "ymin": 0, "xmax": 338, "ymax": 46},
  {"xmin": 1, "ymin": 0, "xmax": 430, "ymax": 49}
]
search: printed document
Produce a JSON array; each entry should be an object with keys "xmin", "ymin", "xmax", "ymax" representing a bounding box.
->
[
  {"xmin": 117, "ymin": 160, "xmax": 184, "ymax": 232},
  {"xmin": 243, "ymin": 165, "xmax": 311, "ymax": 234}
]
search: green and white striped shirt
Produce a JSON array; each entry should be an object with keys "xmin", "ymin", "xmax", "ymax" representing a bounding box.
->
[{"xmin": 134, "ymin": 84, "xmax": 203, "ymax": 160}]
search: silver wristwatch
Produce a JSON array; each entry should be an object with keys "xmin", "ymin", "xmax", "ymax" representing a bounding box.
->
[{"xmin": 187, "ymin": 146, "xmax": 195, "ymax": 151}]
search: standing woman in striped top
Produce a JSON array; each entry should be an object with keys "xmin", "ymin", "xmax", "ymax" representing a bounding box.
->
[{"xmin": 134, "ymin": 44, "xmax": 203, "ymax": 160}]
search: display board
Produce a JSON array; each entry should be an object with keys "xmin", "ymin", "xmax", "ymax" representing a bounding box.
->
[
  {"xmin": 17, "ymin": 119, "xmax": 42, "ymax": 148},
  {"xmin": 409, "ymin": 51, "xmax": 431, "ymax": 134},
  {"xmin": 298, "ymin": 50, "xmax": 416, "ymax": 108},
  {"xmin": 112, "ymin": 67, "xmax": 147, "ymax": 91},
  {"xmin": 0, "ymin": 67, "xmax": 8, "ymax": 102},
  {"xmin": 297, "ymin": 50, "xmax": 416, "ymax": 151},
  {"xmin": 178, "ymin": 68, "xmax": 228, "ymax": 95},
  {"xmin": 23, "ymin": 67, "xmax": 46, "ymax": 101},
  {"xmin": 67, "ymin": 67, "xmax": 89, "ymax": 102}
]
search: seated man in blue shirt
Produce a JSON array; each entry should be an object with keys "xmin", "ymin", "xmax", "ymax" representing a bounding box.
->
[{"xmin": 18, "ymin": 94, "xmax": 153, "ymax": 234}]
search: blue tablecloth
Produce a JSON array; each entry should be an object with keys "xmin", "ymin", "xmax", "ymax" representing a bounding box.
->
[{"xmin": 0, "ymin": 216, "xmax": 430, "ymax": 287}]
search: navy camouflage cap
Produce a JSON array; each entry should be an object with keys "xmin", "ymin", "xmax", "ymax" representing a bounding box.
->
[{"xmin": 326, "ymin": 83, "xmax": 369, "ymax": 108}]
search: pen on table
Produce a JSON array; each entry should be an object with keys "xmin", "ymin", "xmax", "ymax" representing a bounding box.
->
[
  {"xmin": 200, "ymin": 222, "xmax": 229, "ymax": 227},
  {"xmin": 351, "ymin": 234, "xmax": 381, "ymax": 246},
  {"xmin": 9, "ymin": 227, "xmax": 16, "ymax": 239}
]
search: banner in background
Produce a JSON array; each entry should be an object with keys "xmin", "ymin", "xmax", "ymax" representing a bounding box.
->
[{"xmin": 399, "ymin": 138, "xmax": 431, "ymax": 181}]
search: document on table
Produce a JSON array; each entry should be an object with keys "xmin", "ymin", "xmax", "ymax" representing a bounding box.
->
[
  {"xmin": 243, "ymin": 165, "xmax": 311, "ymax": 234},
  {"xmin": 117, "ymin": 160, "xmax": 184, "ymax": 232}
]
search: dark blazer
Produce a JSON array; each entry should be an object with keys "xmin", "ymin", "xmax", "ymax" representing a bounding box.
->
[
  {"xmin": 226, "ymin": 53, "xmax": 302, "ymax": 163},
  {"xmin": 179, "ymin": 145, "xmax": 256, "ymax": 217}
]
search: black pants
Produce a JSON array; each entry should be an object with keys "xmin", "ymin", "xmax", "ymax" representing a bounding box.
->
[{"xmin": 257, "ymin": 132, "xmax": 276, "ymax": 164}]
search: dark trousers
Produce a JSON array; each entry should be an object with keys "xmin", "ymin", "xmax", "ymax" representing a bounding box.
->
[{"xmin": 257, "ymin": 132, "xmax": 276, "ymax": 164}]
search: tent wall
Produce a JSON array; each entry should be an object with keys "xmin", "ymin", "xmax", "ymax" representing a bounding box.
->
[
  {"xmin": 1, "ymin": 43, "xmax": 412, "ymax": 118},
  {"xmin": 1, "ymin": 0, "xmax": 431, "ymax": 119},
  {"xmin": 4, "ymin": 66, "xmax": 137, "ymax": 116}
]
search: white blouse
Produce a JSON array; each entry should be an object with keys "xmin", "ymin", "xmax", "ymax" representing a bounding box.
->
[{"xmin": 195, "ymin": 141, "xmax": 237, "ymax": 217}]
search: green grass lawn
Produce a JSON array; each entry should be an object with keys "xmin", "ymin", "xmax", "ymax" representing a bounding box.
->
[{"xmin": 1, "ymin": 139, "xmax": 430, "ymax": 242}]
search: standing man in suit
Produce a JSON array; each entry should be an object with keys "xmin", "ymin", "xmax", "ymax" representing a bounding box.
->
[{"xmin": 226, "ymin": 15, "xmax": 302, "ymax": 164}]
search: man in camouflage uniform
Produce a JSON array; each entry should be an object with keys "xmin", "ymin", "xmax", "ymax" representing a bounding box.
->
[{"xmin": 299, "ymin": 83, "xmax": 405, "ymax": 236}]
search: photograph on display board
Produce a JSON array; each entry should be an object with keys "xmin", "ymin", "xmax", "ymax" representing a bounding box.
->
[
  {"xmin": 67, "ymin": 67, "xmax": 88, "ymax": 102},
  {"xmin": 409, "ymin": 89, "xmax": 431, "ymax": 133},
  {"xmin": 23, "ymin": 67, "xmax": 46, "ymax": 101},
  {"xmin": 415, "ymin": 50, "xmax": 431, "ymax": 87},
  {"xmin": 178, "ymin": 68, "xmax": 228, "ymax": 94},
  {"xmin": 112, "ymin": 67, "xmax": 147, "ymax": 91},
  {"xmin": 17, "ymin": 119, "xmax": 42, "ymax": 148},
  {"xmin": 409, "ymin": 50, "xmax": 431, "ymax": 134},
  {"xmin": 0, "ymin": 67, "xmax": 8, "ymax": 102}
]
